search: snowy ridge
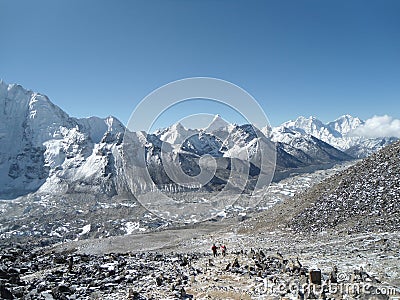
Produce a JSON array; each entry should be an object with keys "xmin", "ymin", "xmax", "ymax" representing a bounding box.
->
[{"xmin": 272, "ymin": 115, "xmax": 397, "ymax": 157}]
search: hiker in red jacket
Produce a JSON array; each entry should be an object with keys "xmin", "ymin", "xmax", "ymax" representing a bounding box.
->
[
  {"xmin": 220, "ymin": 244, "xmax": 227, "ymax": 257},
  {"xmin": 211, "ymin": 243, "xmax": 218, "ymax": 257}
]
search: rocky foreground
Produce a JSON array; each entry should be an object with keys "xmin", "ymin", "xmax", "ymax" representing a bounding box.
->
[{"xmin": 1, "ymin": 226, "xmax": 399, "ymax": 299}]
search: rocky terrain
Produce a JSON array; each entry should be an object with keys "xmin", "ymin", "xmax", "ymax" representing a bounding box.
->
[
  {"xmin": 241, "ymin": 140, "xmax": 400, "ymax": 234},
  {"xmin": 0, "ymin": 223, "xmax": 398, "ymax": 299},
  {"xmin": 287, "ymin": 140, "xmax": 399, "ymax": 234}
]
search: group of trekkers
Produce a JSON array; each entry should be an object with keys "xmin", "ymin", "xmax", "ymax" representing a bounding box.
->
[{"xmin": 211, "ymin": 243, "xmax": 227, "ymax": 257}]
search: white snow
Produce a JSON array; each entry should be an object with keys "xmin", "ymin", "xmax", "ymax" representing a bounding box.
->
[
  {"xmin": 79, "ymin": 224, "xmax": 91, "ymax": 235},
  {"xmin": 216, "ymin": 210, "xmax": 227, "ymax": 218},
  {"xmin": 123, "ymin": 221, "xmax": 146, "ymax": 235}
]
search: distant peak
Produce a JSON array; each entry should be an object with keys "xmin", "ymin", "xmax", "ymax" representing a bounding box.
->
[
  {"xmin": 171, "ymin": 121, "xmax": 186, "ymax": 130},
  {"xmin": 205, "ymin": 114, "xmax": 231, "ymax": 132},
  {"xmin": 293, "ymin": 115, "xmax": 323, "ymax": 124},
  {"xmin": 209, "ymin": 114, "xmax": 223, "ymax": 124},
  {"xmin": 295, "ymin": 115, "xmax": 318, "ymax": 121},
  {"xmin": 335, "ymin": 114, "xmax": 355, "ymax": 121}
]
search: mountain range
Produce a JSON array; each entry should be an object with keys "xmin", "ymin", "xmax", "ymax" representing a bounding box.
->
[
  {"xmin": 270, "ymin": 115, "xmax": 398, "ymax": 157},
  {"xmin": 0, "ymin": 81, "xmax": 397, "ymax": 202}
]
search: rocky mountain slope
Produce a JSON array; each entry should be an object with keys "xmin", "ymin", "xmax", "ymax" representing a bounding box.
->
[
  {"xmin": 248, "ymin": 140, "xmax": 400, "ymax": 235},
  {"xmin": 290, "ymin": 140, "xmax": 400, "ymax": 234}
]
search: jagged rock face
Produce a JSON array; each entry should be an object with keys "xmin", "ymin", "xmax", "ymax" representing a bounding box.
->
[
  {"xmin": 0, "ymin": 82, "xmax": 126, "ymax": 199},
  {"xmin": 289, "ymin": 140, "xmax": 400, "ymax": 233}
]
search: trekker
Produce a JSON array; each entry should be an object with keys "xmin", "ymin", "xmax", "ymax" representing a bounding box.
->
[
  {"xmin": 221, "ymin": 244, "xmax": 227, "ymax": 257},
  {"xmin": 211, "ymin": 244, "xmax": 218, "ymax": 257}
]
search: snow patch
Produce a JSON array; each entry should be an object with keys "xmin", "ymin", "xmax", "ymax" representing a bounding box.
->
[
  {"xmin": 79, "ymin": 224, "xmax": 91, "ymax": 235},
  {"xmin": 123, "ymin": 221, "xmax": 146, "ymax": 235}
]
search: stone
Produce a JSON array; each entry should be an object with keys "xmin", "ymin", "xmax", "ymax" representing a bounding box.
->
[
  {"xmin": 128, "ymin": 288, "xmax": 140, "ymax": 299},
  {"xmin": 52, "ymin": 284, "xmax": 71, "ymax": 300},
  {"xmin": 156, "ymin": 276, "xmax": 163, "ymax": 286},
  {"xmin": 180, "ymin": 287, "xmax": 186, "ymax": 297},
  {"xmin": 41, "ymin": 291, "xmax": 55, "ymax": 300},
  {"xmin": 0, "ymin": 284, "xmax": 14, "ymax": 299},
  {"xmin": 309, "ymin": 270, "xmax": 322, "ymax": 285}
]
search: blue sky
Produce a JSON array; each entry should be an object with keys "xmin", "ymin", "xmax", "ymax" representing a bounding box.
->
[{"xmin": 1, "ymin": 0, "xmax": 399, "ymax": 128}]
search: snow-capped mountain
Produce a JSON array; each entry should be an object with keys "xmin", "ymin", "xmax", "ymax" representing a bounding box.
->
[
  {"xmin": 0, "ymin": 81, "xmax": 125, "ymax": 199},
  {"xmin": 272, "ymin": 126, "xmax": 352, "ymax": 165},
  {"xmin": 155, "ymin": 118, "xmax": 351, "ymax": 185},
  {"xmin": 344, "ymin": 136, "xmax": 399, "ymax": 158},
  {"xmin": 327, "ymin": 114, "xmax": 364, "ymax": 136},
  {"xmin": 278, "ymin": 115, "xmax": 362, "ymax": 150},
  {"xmin": 0, "ymin": 81, "xmax": 394, "ymax": 204},
  {"xmin": 273, "ymin": 115, "xmax": 397, "ymax": 157},
  {"xmin": 156, "ymin": 122, "xmax": 198, "ymax": 145}
]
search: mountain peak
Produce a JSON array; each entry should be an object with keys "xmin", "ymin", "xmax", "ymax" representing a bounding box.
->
[
  {"xmin": 338, "ymin": 113, "xmax": 353, "ymax": 119},
  {"xmin": 333, "ymin": 114, "xmax": 359, "ymax": 122},
  {"xmin": 157, "ymin": 121, "xmax": 197, "ymax": 144},
  {"xmin": 295, "ymin": 115, "xmax": 319, "ymax": 122},
  {"xmin": 204, "ymin": 114, "xmax": 232, "ymax": 133},
  {"xmin": 282, "ymin": 116, "xmax": 324, "ymax": 133},
  {"xmin": 171, "ymin": 121, "xmax": 186, "ymax": 131},
  {"xmin": 328, "ymin": 115, "xmax": 364, "ymax": 136}
]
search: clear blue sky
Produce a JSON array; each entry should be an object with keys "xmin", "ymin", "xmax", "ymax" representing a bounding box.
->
[{"xmin": 1, "ymin": 0, "xmax": 399, "ymax": 128}]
